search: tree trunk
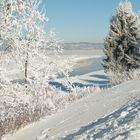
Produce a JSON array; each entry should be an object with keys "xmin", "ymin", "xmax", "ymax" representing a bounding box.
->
[{"xmin": 25, "ymin": 52, "xmax": 28, "ymax": 88}]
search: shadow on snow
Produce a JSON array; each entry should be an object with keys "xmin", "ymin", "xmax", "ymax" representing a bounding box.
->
[{"xmin": 61, "ymin": 99, "xmax": 140, "ymax": 140}]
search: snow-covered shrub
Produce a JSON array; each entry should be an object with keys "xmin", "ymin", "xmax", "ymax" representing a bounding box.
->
[
  {"xmin": 0, "ymin": 81, "xmax": 101, "ymax": 139},
  {"xmin": 110, "ymin": 69, "xmax": 140, "ymax": 85},
  {"xmin": 0, "ymin": 83, "xmax": 53, "ymax": 138}
]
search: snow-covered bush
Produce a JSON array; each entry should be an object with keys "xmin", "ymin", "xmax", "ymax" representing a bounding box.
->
[
  {"xmin": 110, "ymin": 69, "xmax": 140, "ymax": 85},
  {"xmin": 0, "ymin": 81, "xmax": 101, "ymax": 139}
]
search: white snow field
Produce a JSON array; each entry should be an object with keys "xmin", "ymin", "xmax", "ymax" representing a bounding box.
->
[
  {"xmin": 3, "ymin": 79, "xmax": 140, "ymax": 140},
  {"xmin": 1, "ymin": 45, "xmax": 140, "ymax": 140}
]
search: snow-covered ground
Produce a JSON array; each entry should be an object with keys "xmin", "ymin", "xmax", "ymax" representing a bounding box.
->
[
  {"xmin": 3, "ymin": 79, "xmax": 140, "ymax": 140},
  {"xmin": 2, "ymin": 47, "xmax": 140, "ymax": 140}
]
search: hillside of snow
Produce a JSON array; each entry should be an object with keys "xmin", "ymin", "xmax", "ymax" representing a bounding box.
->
[{"xmin": 3, "ymin": 79, "xmax": 140, "ymax": 140}]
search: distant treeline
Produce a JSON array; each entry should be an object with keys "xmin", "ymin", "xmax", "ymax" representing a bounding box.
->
[{"xmin": 63, "ymin": 43, "xmax": 104, "ymax": 50}]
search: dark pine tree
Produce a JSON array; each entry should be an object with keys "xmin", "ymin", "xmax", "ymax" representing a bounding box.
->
[{"xmin": 103, "ymin": 0, "xmax": 140, "ymax": 73}]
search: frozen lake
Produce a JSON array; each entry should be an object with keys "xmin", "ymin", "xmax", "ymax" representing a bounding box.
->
[
  {"xmin": 50, "ymin": 48, "xmax": 111, "ymax": 90},
  {"xmin": 70, "ymin": 56, "xmax": 104, "ymax": 76}
]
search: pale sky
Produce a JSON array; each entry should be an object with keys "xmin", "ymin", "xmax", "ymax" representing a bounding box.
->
[{"xmin": 42, "ymin": 0, "xmax": 140, "ymax": 43}]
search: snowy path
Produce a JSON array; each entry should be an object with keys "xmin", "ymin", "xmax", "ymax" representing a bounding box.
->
[{"xmin": 3, "ymin": 79, "xmax": 140, "ymax": 140}]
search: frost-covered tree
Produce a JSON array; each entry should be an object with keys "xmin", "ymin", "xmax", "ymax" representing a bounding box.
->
[
  {"xmin": 0, "ymin": 0, "xmax": 19, "ymax": 52},
  {"xmin": 0, "ymin": 0, "xmax": 73, "ymax": 92},
  {"xmin": 103, "ymin": 0, "xmax": 140, "ymax": 73},
  {"xmin": 0, "ymin": 0, "xmax": 75, "ymax": 137}
]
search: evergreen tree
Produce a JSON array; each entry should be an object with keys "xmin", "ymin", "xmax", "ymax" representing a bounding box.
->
[{"xmin": 103, "ymin": 0, "xmax": 140, "ymax": 73}]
